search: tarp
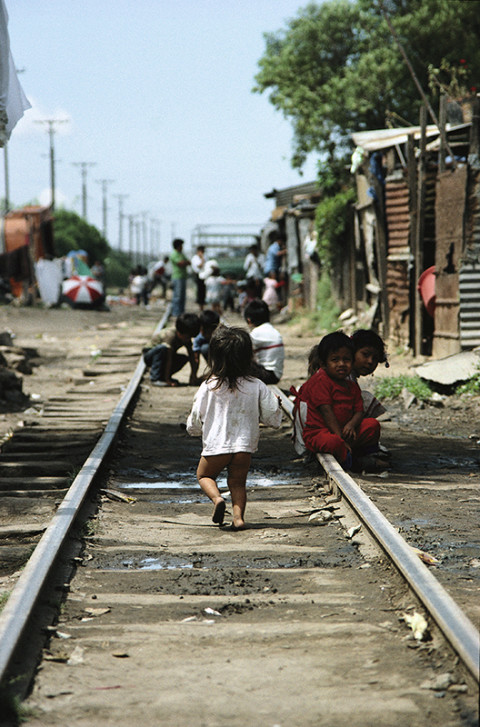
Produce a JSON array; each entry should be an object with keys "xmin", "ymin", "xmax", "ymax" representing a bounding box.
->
[
  {"xmin": 0, "ymin": 0, "xmax": 31, "ymax": 144},
  {"xmin": 35, "ymin": 258, "xmax": 62, "ymax": 306}
]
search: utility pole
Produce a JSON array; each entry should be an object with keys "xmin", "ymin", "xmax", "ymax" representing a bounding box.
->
[
  {"xmin": 96, "ymin": 178, "xmax": 115, "ymax": 240},
  {"xmin": 3, "ymin": 68, "xmax": 27, "ymax": 215},
  {"xmin": 113, "ymin": 193, "xmax": 129, "ymax": 251},
  {"xmin": 34, "ymin": 119, "xmax": 68, "ymax": 209},
  {"xmin": 72, "ymin": 161, "xmax": 96, "ymax": 220},
  {"xmin": 127, "ymin": 213, "xmax": 138, "ymax": 262},
  {"xmin": 140, "ymin": 211, "xmax": 149, "ymax": 262},
  {"xmin": 150, "ymin": 218, "xmax": 161, "ymax": 257}
]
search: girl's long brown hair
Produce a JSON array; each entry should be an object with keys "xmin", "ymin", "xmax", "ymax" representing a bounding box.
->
[{"xmin": 206, "ymin": 325, "xmax": 253, "ymax": 390}]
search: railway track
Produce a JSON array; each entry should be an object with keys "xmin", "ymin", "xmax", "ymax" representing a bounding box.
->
[{"xmin": 0, "ymin": 309, "xmax": 478, "ymax": 726}]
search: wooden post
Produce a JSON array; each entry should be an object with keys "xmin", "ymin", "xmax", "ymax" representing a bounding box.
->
[
  {"xmin": 439, "ymin": 95, "xmax": 447, "ymax": 173},
  {"xmin": 414, "ymin": 105, "xmax": 427, "ymax": 356},
  {"xmin": 372, "ymin": 177, "xmax": 389, "ymax": 339},
  {"xmin": 407, "ymin": 132, "xmax": 417, "ymax": 352}
]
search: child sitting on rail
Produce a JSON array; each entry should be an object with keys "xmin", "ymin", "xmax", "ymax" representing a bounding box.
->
[
  {"xmin": 294, "ymin": 331, "xmax": 382, "ymax": 471},
  {"xmin": 244, "ymin": 299, "xmax": 284, "ymax": 384},
  {"xmin": 350, "ymin": 329, "xmax": 389, "ymax": 418},
  {"xmin": 306, "ymin": 328, "xmax": 388, "ymax": 418},
  {"xmin": 186, "ymin": 325, "xmax": 282, "ymax": 530},
  {"xmin": 143, "ymin": 312, "xmax": 200, "ymax": 387},
  {"xmin": 192, "ymin": 309, "xmax": 220, "ymax": 380}
]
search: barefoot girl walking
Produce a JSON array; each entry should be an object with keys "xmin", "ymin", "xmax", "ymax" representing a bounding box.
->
[{"xmin": 186, "ymin": 325, "xmax": 282, "ymax": 530}]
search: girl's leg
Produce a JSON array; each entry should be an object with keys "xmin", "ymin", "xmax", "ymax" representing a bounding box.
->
[
  {"xmin": 197, "ymin": 454, "xmax": 232, "ymax": 525},
  {"xmin": 226, "ymin": 452, "xmax": 251, "ymax": 530}
]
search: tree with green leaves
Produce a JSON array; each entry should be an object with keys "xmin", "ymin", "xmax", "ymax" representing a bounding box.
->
[
  {"xmin": 53, "ymin": 209, "xmax": 132, "ymax": 288},
  {"xmin": 254, "ymin": 0, "xmax": 480, "ymax": 169},
  {"xmin": 53, "ymin": 209, "xmax": 109, "ymax": 264}
]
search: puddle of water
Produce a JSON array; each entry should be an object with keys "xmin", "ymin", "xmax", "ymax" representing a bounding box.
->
[
  {"xmin": 139, "ymin": 557, "xmax": 195, "ymax": 571},
  {"xmin": 118, "ymin": 471, "xmax": 290, "ymax": 491},
  {"xmin": 120, "ymin": 481, "xmax": 195, "ymax": 490},
  {"xmin": 151, "ymin": 497, "xmax": 202, "ymax": 505}
]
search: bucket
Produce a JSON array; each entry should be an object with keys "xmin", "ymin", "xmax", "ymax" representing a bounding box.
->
[{"xmin": 417, "ymin": 266, "xmax": 436, "ymax": 317}]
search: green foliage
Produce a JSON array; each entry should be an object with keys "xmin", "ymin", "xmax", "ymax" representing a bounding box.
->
[
  {"xmin": 315, "ymin": 186, "xmax": 355, "ymax": 270},
  {"xmin": 374, "ymin": 374, "xmax": 432, "ymax": 401},
  {"xmin": 53, "ymin": 208, "xmax": 109, "ymax": 265},
  {"xmin": 428, "ymin": 58, "xmax": 474, "ymax": 98},
  {"xmin": 254, "ymin": 0, "xmax": 480, "ymax": 168},
  {"xmin": 103, "ymin": 249, "xmax": 133, "ymax": 289},
  {"xmin": 290, "ymin": 269, "xmax": 340, "ymax": 333},
  {"xmin": 455, "ymin": 366, "xmax": 480, "ymax": 396},
  {"xmin": 0, "ymin": 590, "xmax": 10, "ymax": 612}
]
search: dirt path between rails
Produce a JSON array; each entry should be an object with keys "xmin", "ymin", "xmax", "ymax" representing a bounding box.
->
[{"xmin": 0, "ymin": 306, "xmax": 472, "ymax": 726}]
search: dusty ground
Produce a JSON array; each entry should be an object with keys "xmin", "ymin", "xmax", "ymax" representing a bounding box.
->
[{"xmin": 0, "ymin": 298, "xmax": 478, "ymax": 725}]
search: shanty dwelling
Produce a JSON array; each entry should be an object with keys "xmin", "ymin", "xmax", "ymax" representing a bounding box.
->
[
  {"xmin": 262, "ymin": 181, "xmax": 323, "ymax": 311},
  {"xmin": 351, "ymin": 95, "xmax": 480, "ymax": 359},
  {"xmin": 0, "ymin": 205, "xmax": 55, "ymax": 301}
]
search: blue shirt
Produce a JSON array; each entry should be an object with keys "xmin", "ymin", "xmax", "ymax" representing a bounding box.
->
[{"xmin": 264, "ymin": 241, "xmax": 281, "ymax": 275}]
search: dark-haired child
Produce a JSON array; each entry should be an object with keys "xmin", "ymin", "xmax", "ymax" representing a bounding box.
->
[
  {"xmin": 298, "ymin": 331, "xmax": 381, "ymax": 470},
  {"xmin": 192, "ymin": 309, "xmax": 220, "ymax": 381},
  {"xmin": 350, "ymin": 329, "xmax": 388, "ymax": 419},
  {"xmin": 187, "ymin": 325, "xmax": 282, "ymax": 530},
  {"xmin": 307, "ymin": 329, "xmax": 388, "ymax": 418},
  {"xmin": 244, "ymin": 299, "xmax": 284, "ymax": 384},
  {"xmin": 143, "ymin": 312, "xmax": 200, "ymax": 387}
]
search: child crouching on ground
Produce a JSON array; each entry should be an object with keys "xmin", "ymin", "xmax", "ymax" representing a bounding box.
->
[
  {"xmin": 298, "ymin": 331, "xmax": 381, "ymax": 471},
  {"xmin": 143, "ymin": 312, "xmax": 200, "ymax": 386},
  {"xmin": 186, "ymin": 325, "xmax": 282, "ymax": 530}
]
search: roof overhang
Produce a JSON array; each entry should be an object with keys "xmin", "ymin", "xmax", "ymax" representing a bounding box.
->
[{"xmin": 352, "ymin": 123, "xmax": 470, "ymax": 152}]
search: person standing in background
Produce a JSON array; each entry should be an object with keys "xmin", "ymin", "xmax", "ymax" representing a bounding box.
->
[
  {"xmin": 170, "ymin": 238, "xmax": 190, "ymax": 317},
  {"xmin": 263, "ymin": 233, "xmax": 286, "ymax": 280},
  {"xmin": 191, "ymin": 245, "xmax": 207, "ymax": 311}
]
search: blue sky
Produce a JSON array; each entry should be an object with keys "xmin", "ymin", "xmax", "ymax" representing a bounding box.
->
[{"xmin": 3, "ymin": 0, "xmax": 319, "ymax": 255}]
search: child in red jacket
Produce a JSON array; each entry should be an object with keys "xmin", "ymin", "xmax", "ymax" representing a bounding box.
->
[{"xmin": 298, "ymin": 331, "xmax": 381, "ymax": 470}]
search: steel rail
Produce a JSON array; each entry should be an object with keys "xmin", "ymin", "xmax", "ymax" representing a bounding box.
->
[
  {"xmin": 274, "ymin": 386, "xmax": 480, "ymax": 682},
  {"xmin": 0, "ymin": 307, "xmax": 170, "ymax": 686}
]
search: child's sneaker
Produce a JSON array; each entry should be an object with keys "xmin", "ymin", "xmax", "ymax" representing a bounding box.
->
[{"xmin": 152, "ymin": 380, "xmax": 167, "ymax": 387}]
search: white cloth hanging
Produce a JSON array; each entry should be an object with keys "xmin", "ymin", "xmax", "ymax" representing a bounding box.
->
[{"xmin": 0, "ymin": 0, "xmax": 31, "ymax": 145}]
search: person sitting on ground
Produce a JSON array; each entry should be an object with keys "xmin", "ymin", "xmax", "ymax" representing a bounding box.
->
[
  {"xmin": 143, "ymin": 312, "xmax": 200, "ymax": 387},
  {"xmin": 192, "ymin": 309, "xmax": 220, "ymax": 381},
  {"xmin": 186, "ymin": 325, "xmax": 282, "ymax": 531},
  {"xmin": 307, "ymin": 329, "xmax": 389, "ymax": 418},
  {"xmin": 296, "ymin": 331, "xmax": 384, "ymax": 471},
  {"xmin": 244, "ymin": 299, "xmax": 284, "ymax": 385},
  {"xmin": 350, "ymin": 329, "xmax": 389, "ymax": 418}
]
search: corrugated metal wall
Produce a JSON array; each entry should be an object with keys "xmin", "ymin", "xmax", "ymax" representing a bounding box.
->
[
  {"xmin": 385, "ymin": 175, "xmax": 410, "ymax": 343},
  {"xmin": 460, "ymin": 168, "xmax": 480, "ymax": 348},
  {"xmin": 459, "ymin": 263, "xmax": 480, "ymax": 347}
]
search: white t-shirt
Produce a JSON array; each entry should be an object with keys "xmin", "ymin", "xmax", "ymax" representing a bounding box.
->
[
  {"xmin": 186, "ymin": 376, "xmax": 282, "ymax": 456},
  {"xmin": 250, "ymin": 322, "xmax": 284, "ymax": 380}
]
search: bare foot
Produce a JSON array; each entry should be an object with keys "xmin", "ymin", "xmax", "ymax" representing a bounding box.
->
[
  {"xmin": 231, "ymin": 519, "xmax": 246, "ymax": 531},
  {"xmin": 212, "ymin": 498, "xmax": 226, "ymax": 525}
]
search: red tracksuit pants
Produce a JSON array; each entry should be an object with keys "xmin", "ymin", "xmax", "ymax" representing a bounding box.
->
[{"xmin": 303, "ymin": 417, "xmax": 380, "ymax": 464}]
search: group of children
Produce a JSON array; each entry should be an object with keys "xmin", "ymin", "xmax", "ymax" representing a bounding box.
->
[{"xmin": 143, "ymin": 305, "xmax": 388, "ymax": 530}]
